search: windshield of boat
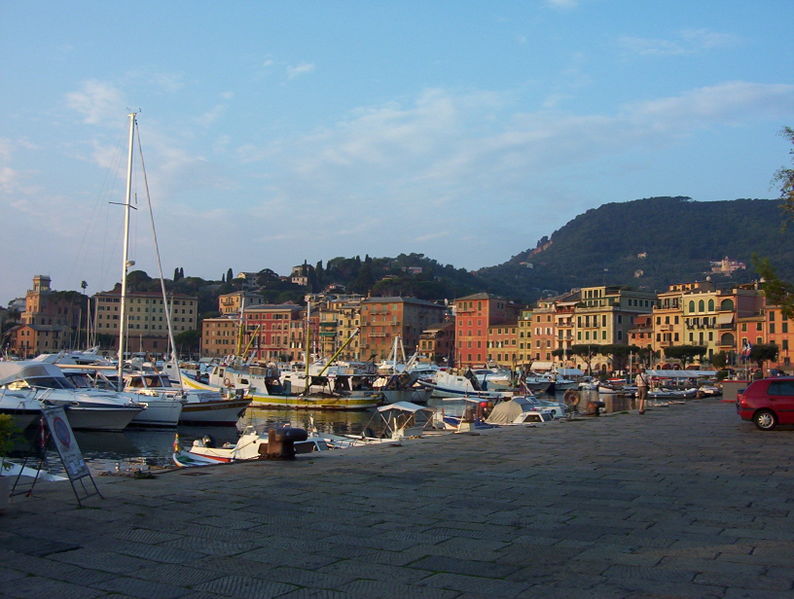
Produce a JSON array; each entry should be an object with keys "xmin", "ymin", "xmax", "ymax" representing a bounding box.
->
[
  {"xmin": 15, "ymin": 376, "xmax": 76, "ymax": 390},
  {"xmin": 63, "ymin": 372, "xmax": 94, "ymax": 388}
]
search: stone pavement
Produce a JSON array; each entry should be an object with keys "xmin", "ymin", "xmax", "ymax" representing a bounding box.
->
[{"xmin": 1, "ymin": 399, "xmax": 793, "ymax": 598}]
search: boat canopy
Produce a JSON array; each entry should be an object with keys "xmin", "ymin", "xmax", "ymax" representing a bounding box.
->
[
  {"xmin": 647, "ymin": 369, "xmax": 717, "ymax": 378},
  {"xmin": 556, "ymin": 368, "xmax": 584, "ymax": 377},
  {"xmin": 0, "ymin": 361, "xmax": 64, "ymax": 386},
  {"xmin": 531, "ymin": 361, "xmax": 554, "ymax": 371},
  {"xmin": 376, "ymin": 401, "xmax": 434, "ymax": 414}
]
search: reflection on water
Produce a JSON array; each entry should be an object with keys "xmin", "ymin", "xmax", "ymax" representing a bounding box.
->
[{"xmin": 31, "ymin": 388, "xmax": 636, "ymax": 475}]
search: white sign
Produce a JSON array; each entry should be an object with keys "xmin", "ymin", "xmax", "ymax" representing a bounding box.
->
[{"xmin": 41, "ymin": 407, "xmax": 90, "ymax": 479}]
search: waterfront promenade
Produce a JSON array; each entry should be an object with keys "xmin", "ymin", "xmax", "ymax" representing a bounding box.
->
[{"xmin": 1, "ymin": 399, "xmax": 792, "ymax": 598}]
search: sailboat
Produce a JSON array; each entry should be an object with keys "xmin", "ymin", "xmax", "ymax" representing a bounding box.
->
[{"xmin": 114, "ymin": 113, "xmax": 249, "ymax": 426}]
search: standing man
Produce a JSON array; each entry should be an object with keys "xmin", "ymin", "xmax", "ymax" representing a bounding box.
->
[{"xmin": 635, "ymin": 367, "xmax": 649, "ymax": 415}]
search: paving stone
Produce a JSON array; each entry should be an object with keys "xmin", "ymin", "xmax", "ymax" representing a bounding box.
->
[
  {"xmin": 90, "ymin": 575, "xmax": 189, "ymax": 599},
  {"xmin": 193, "ymin": 574, "xmax": 296, "ymax": 598}
]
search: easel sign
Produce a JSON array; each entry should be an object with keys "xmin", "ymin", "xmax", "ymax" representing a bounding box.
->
[{"xmin": 41, "ymin": 406, "xmax": 102, "ymax": 505}]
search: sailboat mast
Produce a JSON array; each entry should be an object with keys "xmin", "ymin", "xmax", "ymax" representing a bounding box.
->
[{"xmin": 117, "ymin": 112, "xmax": 136, "ymax": 390}]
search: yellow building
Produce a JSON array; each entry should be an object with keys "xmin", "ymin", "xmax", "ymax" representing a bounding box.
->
[{"xmin": 94, "ymin": 290, "xmax": 198, "ymax": 354}]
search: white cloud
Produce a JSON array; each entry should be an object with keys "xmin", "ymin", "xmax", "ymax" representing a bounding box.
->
[
  {"xmin": 286, "ymin": 62, "xmax": 316, "ymax": 79},
  {"xmin": 65, "ymin": 80, "xmax": 125, "ymax": 124}
]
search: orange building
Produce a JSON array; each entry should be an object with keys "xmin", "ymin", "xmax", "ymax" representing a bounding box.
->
[
  {"xmin": 453, "ymin": 293, "xmax": 521, "ymax": 369},
  {"xmin": 359, "ymin": 297, "xmax": 447, "ymax": 362}
]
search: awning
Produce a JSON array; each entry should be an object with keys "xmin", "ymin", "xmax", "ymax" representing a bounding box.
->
[
  {"xmin": 647, "ymin": 369, "xmax": 717, "ymax": 378},
  {"xmin": 716, "ymin": 313, "xmax": 734, "ymax": 325},
  {"xmin": 530, "ymin": 361, "xmax": 554, "ymax": 371}
]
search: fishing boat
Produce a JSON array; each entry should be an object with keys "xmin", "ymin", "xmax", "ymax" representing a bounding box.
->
[{"xmin": 180, "ymin": 363, "xmax": 382, "ymax": 411}]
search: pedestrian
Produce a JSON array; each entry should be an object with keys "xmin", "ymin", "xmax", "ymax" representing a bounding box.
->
[{"xmin": 635, "ymin": 367, "xmax": 649, "ymax": 414}]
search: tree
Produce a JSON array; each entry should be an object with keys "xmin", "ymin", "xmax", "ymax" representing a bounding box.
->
[
  {"xmin": 174, "ymin": 330, "xmax": 200, "ymax": 358},
  {"xmin": 226, "ymin": 268, "xmax": 234, "ymax": 283},
  {"xmin": 712, "ymin": 351, "xmax": 728, "ymax": 370},
  {"xmin": 663, "ymin": 345, "xmax": 707, "ymax": 368},
  {"xmin": 774, "ymin": 126, "xmax": 794, "ymax": 219},
  {"xmin": 749, "ymin": 343, "xmax": 778, "ymax": 376},
  {"xmin": 756, "ymin": 257, "xmax": 794, "ymax": 319}
]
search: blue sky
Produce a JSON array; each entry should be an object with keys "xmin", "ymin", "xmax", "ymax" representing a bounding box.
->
[{"xmin": 1, "ymin": 0, "xmax": 793, "ymax": 304}]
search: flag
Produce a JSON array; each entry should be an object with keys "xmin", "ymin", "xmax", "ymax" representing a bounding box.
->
[{"xmin": 741, "ymin": 342, "xmax": 752, "ymax": 358}]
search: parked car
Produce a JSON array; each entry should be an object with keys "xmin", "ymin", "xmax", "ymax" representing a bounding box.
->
[{"xmin": 736, "ymin": 377, "xmax": 794, "ymax": 431}]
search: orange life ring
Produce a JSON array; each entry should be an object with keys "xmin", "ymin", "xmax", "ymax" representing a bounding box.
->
[{"xmin": 224, "ymin": 377, "xmax": 233, "ymax": 387}]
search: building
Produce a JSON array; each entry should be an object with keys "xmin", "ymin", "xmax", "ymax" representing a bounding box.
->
[
  {"xmin": 200, "ymin": 316, "xmax": 241, "ymax": 358},
  {"xmin": 529, "ymin": 298, "xmax": 556, "ymax": 370},
  {"xmin": 453, "ymin": 293, "xmax": 521, "ymax": 369},
  {"xmin": 218, "ymin": 290, "xmax": 264, "ymax": 315},
  {"xmin": 315, "ymin": 294, "xmax": 363, "ymax": 361},
  {"xmin": 7, "ymin": 276, "xmax": 87, "ymax": 358},
  {"xmin": 487, "ymin": 322, "xmax": 518, "ymax": 366},
  {"xmin": 765, "ymin": 304, "xmax": 794, "ymax": 370},
  {"xmin": 238, "ymin": 303, "xmax": 303, "ymax": 363},
  {"xmin": 417, "ymin": 321, "xmax": 454, "ymax": 365},
  {"xmin": 572, "ymin": 286, "xmax": 656, "ymax": 372},
  {"xmin": 515, "ymin": 308, "xmax": 533, "ymax": 368},
  {"xmin": 359, "ymin": 297, "xmax": 447, "ymax": 362},
  {"xmin": 94, "ymin": 289, "xmax": 198, "ymax": 354}
]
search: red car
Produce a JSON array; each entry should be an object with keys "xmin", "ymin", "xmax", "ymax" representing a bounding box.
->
[{"xmin": 736, "ymin": 377, "xmax": 794, "ymax": 430}]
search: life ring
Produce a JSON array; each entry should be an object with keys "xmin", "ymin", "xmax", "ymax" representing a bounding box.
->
[
  {"xmin": 224, "ymin": 378, "xmax": 233, "ymax": 387},
  {"xmin": 563, "ymin": 389, "xmax": 580, "ymax": 408}
]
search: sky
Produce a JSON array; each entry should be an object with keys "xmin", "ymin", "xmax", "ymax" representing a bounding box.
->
[{"xmin": 1, "ymin": 0, "xmax": 793, "ymax": 305}]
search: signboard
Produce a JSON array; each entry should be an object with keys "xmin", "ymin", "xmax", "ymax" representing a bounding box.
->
[{"xmin": 41, "ymin": 406, "xmax": 90, "ymax": 479}]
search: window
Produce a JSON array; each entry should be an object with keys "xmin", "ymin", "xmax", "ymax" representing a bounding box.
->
[{"xmin": 698, "ymin": 300, "xmax": 705, "ymax": 312}]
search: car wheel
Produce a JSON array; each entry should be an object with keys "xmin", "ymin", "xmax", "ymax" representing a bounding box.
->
[{"xmin": 754, "ymin": 409, "xmax": 777, "ymax": 431}]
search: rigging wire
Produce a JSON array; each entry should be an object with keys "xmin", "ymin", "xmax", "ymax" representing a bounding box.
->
[{"xmin": 134, "ymin": 121, "xmax": 184, "ymax": 390}]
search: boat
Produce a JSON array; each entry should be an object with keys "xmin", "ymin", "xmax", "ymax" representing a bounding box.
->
[
  {"xmin": 432, "ymin": 397, "xmax": 500, "ymax": 432},
  {"xmin": 0, "ymin": 388, "xmax": 42, "ymax": 431},
  {"xmin": 417, "ymin": 369, "xmax": 513, "ymax": 400},
  {"xmin": 59, "ymin": 367, "xmax": 184, "ymax": 428},
  {"xmin": 121, "ymin": 371, "xmax": 250, "ymax": 426},
  {"xmin": 0, "ymin": 361, "xmax": 144, "ymax": 432},
  {"xmin": 180, "ymin": 362, "xmax": 382, "ymax": 411},
  {"xmin": 173, "ymin": 425, "xmax": 324, "ymax": 466},
  {"xmin": 485, "ymin": 396, "xmax": 555, "ymax": 425}
]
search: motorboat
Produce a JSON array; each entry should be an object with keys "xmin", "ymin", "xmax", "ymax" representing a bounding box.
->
[
  {"xmin": 0, "ymin": 361, "xmax": 144, "ymax": 432},
  {"xmin": 121, "ymin": 371, "xmax": 250, "ymax": 426},
  {"xmin": 173, "ymin": 425, "xmax": 323, "ymax": 466},
  {"xmin": 60, "ymin": 368, "xmax": 184, "ymax": 428},
  {"xmin": 417, "ymin": 369, "xmax": 513, "ymax": 400},
  {"xmin": 485, "ymin": 396, "xmax": 555, "ymax": 425},
  {"xmin": 432, "ymin": 397, "xmax": 499, "ymax": 432},
  {"xmin": 0, "ymin": 388, "xmax": 42, "ymax": 431}
]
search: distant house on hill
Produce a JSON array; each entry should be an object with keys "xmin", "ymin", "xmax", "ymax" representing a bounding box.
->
[{"xmin": 710, "ymin": 257, "xmax": 746, "ymax": 276}]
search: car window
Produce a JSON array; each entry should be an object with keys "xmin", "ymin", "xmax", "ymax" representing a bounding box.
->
[{"xmin": 768, "ymin": 381, "xmax": 794, "ymax": 396}]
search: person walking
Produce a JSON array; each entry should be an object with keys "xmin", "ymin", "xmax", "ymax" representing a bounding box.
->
[{"xmin": 635, "ymin": 367, "xmax": 649, "ymax": 414}]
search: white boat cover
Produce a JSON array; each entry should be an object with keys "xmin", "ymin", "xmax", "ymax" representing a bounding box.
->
[
  {"xmin": 0, "ymin": 361, "xmax": 64, "ymax": 386},
  {"xmin": 485, "ymin": 397, "xmax": 537, "ymax": 425}
]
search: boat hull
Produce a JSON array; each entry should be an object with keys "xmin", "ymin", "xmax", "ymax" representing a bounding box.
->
[
  {"xmin": 56, "ymin": 405, "xmax": 143, "ymax": 432},
  {"xmin": 130, "ymin": 398, "xmax": 184, "ymax": 428},
  {"xmin": 181, "ymin": 373, "xmax": 381, "ymax": 411},
  {"xmin": 179, "ymin": 398, "xmax": 251, "ymax": 426}
]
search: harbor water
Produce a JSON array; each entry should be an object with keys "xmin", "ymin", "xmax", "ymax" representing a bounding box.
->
[{"xmin": 23, "ymin": 389, "xmax": 631, "ymax": 476}]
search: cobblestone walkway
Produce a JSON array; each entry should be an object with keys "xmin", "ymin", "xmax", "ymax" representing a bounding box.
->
[{"xmin": 1, "ymin": 399, "xmax": 793, "ymax": 598}]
